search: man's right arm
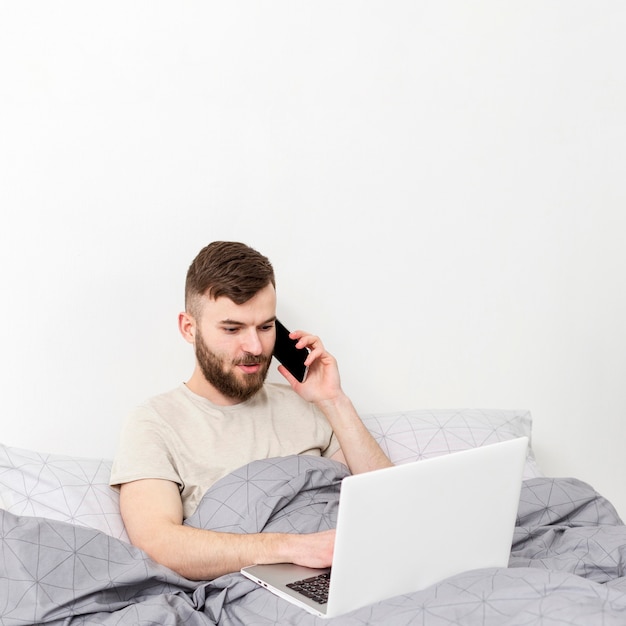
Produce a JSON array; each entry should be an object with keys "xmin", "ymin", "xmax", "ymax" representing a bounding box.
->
[{"xmin": 119, "ymin": 478, "xmax": 335, "ymax": 581}]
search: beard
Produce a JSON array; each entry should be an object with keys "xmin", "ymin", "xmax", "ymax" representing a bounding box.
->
[{"xmin": 194, "ymin": 328, "xmax": 271, "ymax": 402}]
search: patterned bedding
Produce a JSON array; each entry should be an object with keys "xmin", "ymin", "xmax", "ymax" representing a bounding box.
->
[{"xmin": 2, "ymin": 454, "xmax": 626, "ymax": 625}]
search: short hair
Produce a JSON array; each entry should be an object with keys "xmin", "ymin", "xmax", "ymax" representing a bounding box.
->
[{"xmin": 185, "ymin": 241, "xmax": 275, "ymax": 316}]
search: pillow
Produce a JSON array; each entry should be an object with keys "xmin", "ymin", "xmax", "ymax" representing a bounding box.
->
[
  {"xmin": 0, "ymin": 443, "xmax": 129, "ymax": 542},
  {"xmin": 0, "ymin": 408, "xmax": 539, "ymax": 540},
  {"xmin": 362, "ymin": 408, "xmax": 542, "ymax": 479}
]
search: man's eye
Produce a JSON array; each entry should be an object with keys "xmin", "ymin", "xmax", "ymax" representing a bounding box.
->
[
  {"xmin": 260, "ymin": 324, "xmax": 274, "ymax": 332},
  {"xmin": 223, "ymin": 327, "xmax": 239, "ymax": 334}
]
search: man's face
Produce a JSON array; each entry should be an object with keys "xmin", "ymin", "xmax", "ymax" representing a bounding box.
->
[{"xmin": 193, "ymin": 284, "xmax": 276, "ymax": 403}]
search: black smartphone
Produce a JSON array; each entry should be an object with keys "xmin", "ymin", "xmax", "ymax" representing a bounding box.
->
[{"xmin": 273, "ymin": 319, "xmax": 309, "ymax": 383}]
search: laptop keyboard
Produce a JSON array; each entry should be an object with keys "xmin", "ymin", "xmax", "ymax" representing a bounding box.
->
[{"xmin": 286, "ymin": 572, "xmax": 331, "ymax": 605}]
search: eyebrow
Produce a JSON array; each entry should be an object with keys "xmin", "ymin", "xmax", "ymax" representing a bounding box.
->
[{"xmin": 219, "ymin": 316, "xmax": 276, "ymax": 327}]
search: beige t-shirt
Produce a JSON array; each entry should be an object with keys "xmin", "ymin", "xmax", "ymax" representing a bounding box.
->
[{"xmin": 110, "ymin": 383, "xmax": 340, "ymax": 518}]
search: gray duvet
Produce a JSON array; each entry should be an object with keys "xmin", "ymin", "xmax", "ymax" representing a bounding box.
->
[{"xmin": 2, "ymin": 455, "xmax": 626, "ymax": 625}]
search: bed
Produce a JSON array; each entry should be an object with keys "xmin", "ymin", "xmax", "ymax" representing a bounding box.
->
[{"xmin": 2, "ymin": 408, "xmax": 626, "ymax": 625}]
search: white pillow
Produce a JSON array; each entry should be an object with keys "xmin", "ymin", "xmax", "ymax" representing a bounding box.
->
[
  {"xmin": 0, "ymin": 443, "xmax": 129, "ymax": 542},
  {"xmin": 362, "ymin": 408, "xmax": 542, "ymax": 479}
]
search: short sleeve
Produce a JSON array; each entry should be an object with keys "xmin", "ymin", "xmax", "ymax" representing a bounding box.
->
[{"xmin": 109, "ymin": 405, "xmax": 182, "ymax": 489}]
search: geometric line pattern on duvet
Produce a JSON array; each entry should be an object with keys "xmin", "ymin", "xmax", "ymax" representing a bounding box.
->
[
  {"xmin": 184, "ymin": 455, "xmax": 345, "ymax": 537},
  {"xmin": 516, "ymin": 477, "xmax": 624, "ymax": 529},
  {"xmin": 512, "ymin": 477, "xmax": 626, "ymax": 584},
  {"xmin": 0, "ymin": 510, "xmax": 195, "ymax": 625},
  {"xmin": 232, "ymin": 564, "xmax": 626, "ymax": 625},
  {"xmin": 3, "ymin": 456, "xmax": 626, "ymax": 626},
  {"xmin": 3, "ymin": 520, "xmax": 127, "ymax": 621}
]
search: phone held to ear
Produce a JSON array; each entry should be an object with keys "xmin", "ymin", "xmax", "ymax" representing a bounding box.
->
[{"xmin": 273, "ymin": 319, "xmax": 309, "ymax": 383}]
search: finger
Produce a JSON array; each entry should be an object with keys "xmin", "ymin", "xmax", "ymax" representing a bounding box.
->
[
  {"xmin": 277, "ymin": 363, "xmax": 300, "ymax": 389},
  {"xmin": 292, "ymin": 331, "xmax": 324, "ymax": 352}
]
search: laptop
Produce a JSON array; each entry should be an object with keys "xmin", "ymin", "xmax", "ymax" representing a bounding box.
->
[{"xmin": 241, "ymin": 437, "xmax": 527, "ymax": 618}]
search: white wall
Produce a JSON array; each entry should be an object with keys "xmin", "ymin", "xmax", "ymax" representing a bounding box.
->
[{"xmin": 1, "ymin": 2, "xmax": 625, "ymax": 517}]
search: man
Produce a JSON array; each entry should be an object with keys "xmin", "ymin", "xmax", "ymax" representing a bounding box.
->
[{"xmin": 110, "ymin": 241, "xmax": 392, "ymax": 581}]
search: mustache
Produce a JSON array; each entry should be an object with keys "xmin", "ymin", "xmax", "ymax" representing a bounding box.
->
[{"xmin": 234, "ymin": 353, "xmax": 271, "ymax": 366}]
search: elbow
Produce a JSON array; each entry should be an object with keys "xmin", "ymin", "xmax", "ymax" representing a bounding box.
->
[{"xmin": 126, "ymin": 524, "xmax": 193, "ymax": 579}]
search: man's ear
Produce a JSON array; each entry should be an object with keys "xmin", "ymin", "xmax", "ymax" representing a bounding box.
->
[{"xmin": 178, "ymin": 311, "xmax": 196, "ymax": 344}]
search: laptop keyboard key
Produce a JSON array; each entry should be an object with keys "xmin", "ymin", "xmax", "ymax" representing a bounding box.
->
[{"xmin": 287, "ymin": 572, "xmax": 331, "ymax": 604}]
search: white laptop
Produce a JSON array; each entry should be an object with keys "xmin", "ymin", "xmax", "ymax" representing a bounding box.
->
[{"xmin": 241, "ymin": 437, "xmax": 527, "ymax": 618}]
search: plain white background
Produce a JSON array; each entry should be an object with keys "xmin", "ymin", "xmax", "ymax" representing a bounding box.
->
[{"xmin": 1, "ymin": 2, "xmax": 625, "ymax": 517}]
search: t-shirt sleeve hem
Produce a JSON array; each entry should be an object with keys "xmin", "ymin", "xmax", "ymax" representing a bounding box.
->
[{"xmin": 109, "ymin": 471, "xmax": 183, "ymax": 490}]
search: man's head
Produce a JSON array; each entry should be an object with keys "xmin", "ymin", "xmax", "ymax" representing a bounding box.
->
[
  {"xmin": 181, "ymin": 242, "xmax": 277, "ymax": 404},
  {"xmin": 185, "ymin": 241, "xmax": 276, "ymax": 318}
]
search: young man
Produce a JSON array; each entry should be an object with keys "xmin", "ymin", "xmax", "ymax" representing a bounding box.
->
[{"xmin": 110, "ymin": 241, "xmax": 392, "ymax": 580}]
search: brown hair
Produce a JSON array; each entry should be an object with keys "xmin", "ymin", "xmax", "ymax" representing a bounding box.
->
[{"xmin": 185, "ymin": 241, "xmax": 275, "ymax": 316}]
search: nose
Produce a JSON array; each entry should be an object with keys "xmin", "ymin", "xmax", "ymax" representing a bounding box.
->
[{"xmin": 241, "ymin": 328, "xmax": 263, "ymax": 355}]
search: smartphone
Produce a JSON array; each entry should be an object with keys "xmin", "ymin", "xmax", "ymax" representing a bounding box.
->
[{"xmin": 273, "ymin": 319, "xmax": 309, "ymax": 383}]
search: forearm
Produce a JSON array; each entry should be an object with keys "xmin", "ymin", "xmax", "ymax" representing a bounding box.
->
[
  {"xmin": 282, "ymin": 330, "xmax": 392, "ymax": 473},
  {"xmin": 316, "ymin": 393, "xmax": 393, "ymax": 474},
  {"xmin": 136, "ymin": 523, "xmax": 334, "ymax": 581},
  {"xmin": 120, "ymin": 479, "xmax": 334, "ymax": 580},
  {"xmin": 139, "ymin": 524, "xmax": 281, "ymax": 580}
]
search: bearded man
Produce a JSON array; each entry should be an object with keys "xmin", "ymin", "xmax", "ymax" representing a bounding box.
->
[{"xmin": 110, "ymin": 241, "xmax": 391, "ymax": 580}]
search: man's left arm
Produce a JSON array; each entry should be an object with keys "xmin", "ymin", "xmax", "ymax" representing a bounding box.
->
[
  {"xmin": 277, "ymin": 329, "xmax": 393, "ymax": 474},
  {"xmin": 320, "ymin": 392, "xmax": 393, "ymax": 473}
]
